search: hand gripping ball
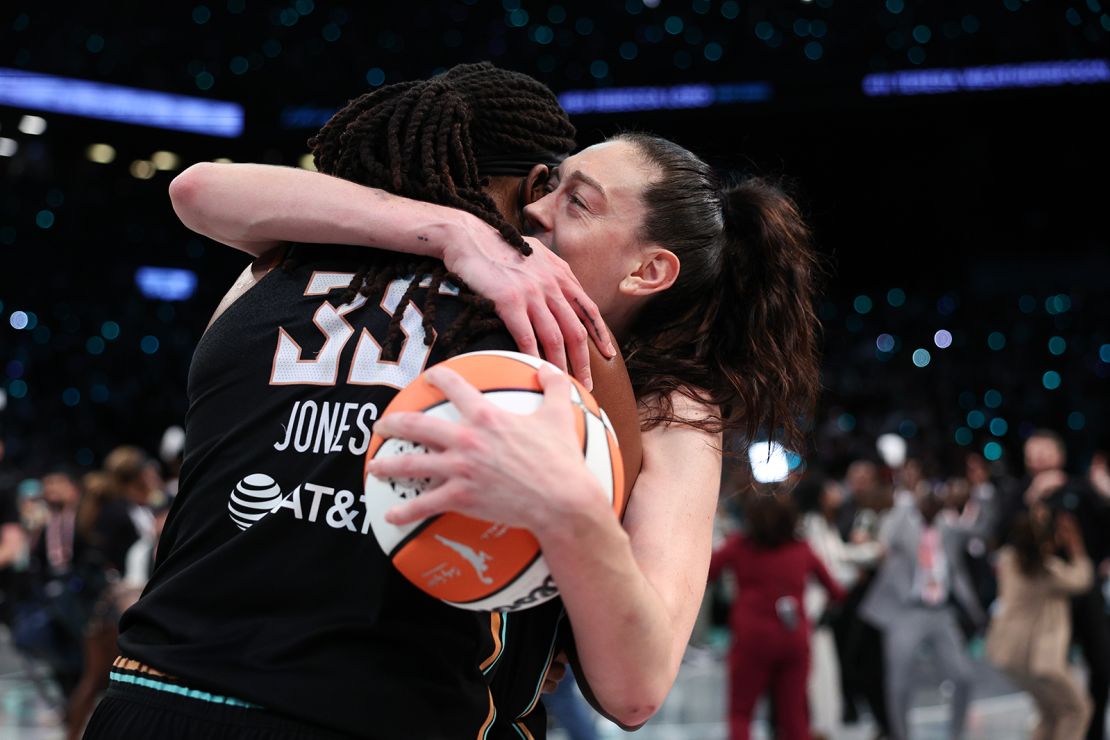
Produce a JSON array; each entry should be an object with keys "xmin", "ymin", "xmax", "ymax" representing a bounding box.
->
[{"xmin": 364, "ymin": 350, "xmax": 625, "ymax": 611}]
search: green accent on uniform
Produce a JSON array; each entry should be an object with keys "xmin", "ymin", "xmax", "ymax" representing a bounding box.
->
[{"xmin": 109, "ymin": 672, "xmax": 260, "ymax": 708}]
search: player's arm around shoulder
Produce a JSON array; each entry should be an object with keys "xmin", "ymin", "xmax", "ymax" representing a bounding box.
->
[{"xmin": 538, "ymin": 391, "xmax": 720, "ymax": 729}]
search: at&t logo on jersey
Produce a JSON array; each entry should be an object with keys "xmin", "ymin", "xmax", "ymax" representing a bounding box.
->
[
  {"xmin": 228, "ymin": 473, "xmax": 378, "ymax": 535},
  {"xmin": 228, "ymin": 474, "xmax": 283, "ymax": 530}
]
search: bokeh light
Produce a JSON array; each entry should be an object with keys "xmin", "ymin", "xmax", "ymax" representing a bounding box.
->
[
  {"xmin": 1067, "ymin": 412, "xmax": 1086, "ymax": 431},
  {"xmin": 988, "ymin": 332, "xmax": 1006, "ymax": 350},
  {"xmin": 1047, "ymin": 336, "xmax": 1066, "ymax": 355},
  {"xmin": 933, "ymin": 330, "xmax": 952, "ymax": 349},
  {"xmin": 854, "ymin": 295, "xmax": 872, "ymax": 314},
  {"xmin": 912, "ymin": 348, "xmax": 931, "ymax": 367},
  {"xmin": 1042, "ymin": 371, "xmax": 1061, "ymax": 390},
  {"xmin": 967, "ymin": 410, "xmax": 986, "ymax": 429},
  {"xmin": 989, "ymin": 418, "xmax": 1008, "ymax": 436},
  {"xmin": 887, "ymin": 288, "xmax": 906, "ymax": 307},
  {"xmin": 876, "ymin": 334, "xmax": 896, "ymax": 352},
  {"xmin": 955, "ymin": 427, "xmax": 973, "ymax": 446},
  {"xmin": 984, "ymin": 389, "xmax": 1002, "ymax": 408},
  {"xmin": 983, "ymin": 441, "xmax": 1003, "ymax": 461}
]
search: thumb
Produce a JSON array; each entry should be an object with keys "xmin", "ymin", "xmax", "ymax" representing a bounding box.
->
[{"xmin": 537, "ymin": 364, "xmax": 575, "ymax": 418}]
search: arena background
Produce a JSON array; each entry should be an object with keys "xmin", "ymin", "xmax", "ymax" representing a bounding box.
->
[
  {"xmin": 2, "ymin": 2, "xmax": 1108, "ymax": 475},
  {"xmin": 0, "ymin": 2, "xmax": 1108, "ymax": 737}
]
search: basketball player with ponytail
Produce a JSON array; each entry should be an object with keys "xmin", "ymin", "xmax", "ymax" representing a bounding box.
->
[{"xmin": 172, "ymin": 124, "xmax": 822, "ymax": 733}]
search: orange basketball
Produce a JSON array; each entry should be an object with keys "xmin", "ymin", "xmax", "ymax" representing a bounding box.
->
[{"xmin": 363, "ymin": 350, "xmax": 625, "ymax": 611}]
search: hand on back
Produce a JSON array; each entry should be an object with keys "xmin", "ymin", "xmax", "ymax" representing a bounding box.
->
[{"xmin": 442, "ymin": 222, "xmax": 615, "ymax": 391}]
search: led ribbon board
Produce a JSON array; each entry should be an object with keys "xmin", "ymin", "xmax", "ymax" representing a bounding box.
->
[
  {"xmin": 862, "ymin": 59, "xmax": 1110, "ymax": 97},
  {"xmin": 0, "ymin": 68, "xmax": 244, "ymax": 137}
]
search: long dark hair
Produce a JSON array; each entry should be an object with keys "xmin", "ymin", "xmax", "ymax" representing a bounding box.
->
[
  {"xmin": 304, "ymin": 62, "xmax": 576, "ymax": 357},
  {"xmin": 1010, "ymin": 510, "xmax": 1051, "ymax": 576},
  {"xmin": 745, "ymin": 491, "xmax": 799, "ymax": 549},
  {"xmin": 616, "ymin": 134, "xmax": 822, "ymax": 452}
]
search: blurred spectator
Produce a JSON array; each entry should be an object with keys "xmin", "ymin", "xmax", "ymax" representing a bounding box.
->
[
  {"xmin": 861, "ymin": 480, "xmax": 990, "ymax": 740},
  {"xmin": 838, "ymin": 460, "xmax": 888, "ymax": 542},
  {"xmin": 834, "ymin": 459, "xmax": 894, "ymax": 736},
  {"xmin": 795, "ymin": 474, "xmax": 883, "ymax": 740},
  {"xmin": 94, "ymin": 445, "xmax": 157, "ymax": 573},
  {"xmin": 0, "ymin": 441, "xmax": 29, "ymax": 624},
  {"xmin": 14, "ymin": 469, "xmax": 101, "ymax": 709},
  {"xmin": 998, "ymin": 431, "xmax": 1110, "ymax": 740},
  {"xmin": 710, "ymin": 490, "xmax": 846, "ymax": 740},
  {"xmin": 963, "ymin": 453, "xmax": 1002, "ymax": 609},
  {"xmin": 18, "ymin": 477, "xmax": 48, "ymax": 545},
  {"xmin": 1090, "ymin": 452, "xmax": 1110, "ymax": 502},
  {"xmin": 988, "ymin": 510, "xmax": 1092, "ymax": 740},
  {"xmin": 64, "ymin": 447, "xmax": 157, "ymax": 740}
]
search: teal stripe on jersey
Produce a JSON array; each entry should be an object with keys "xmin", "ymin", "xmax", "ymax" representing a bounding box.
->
[
  {"xmin": 109, "ymin": 671, "xmax": 260, "ymax": 708},
  {"xmin": 483, "ymin": 612, "xmax": 510, "ymax": 676},
  {"xmin": 518, "ymin": 609, "xmax": 565, "ymax": 719}
]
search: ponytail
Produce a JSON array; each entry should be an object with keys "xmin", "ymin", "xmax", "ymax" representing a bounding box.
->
[
  {"xmin": 617, "ymin": 133, "xmax": 822, "ymax": 452},
  {"xmin": 718, "ymin": 178, "xmax": 822, "ymax": 450}
]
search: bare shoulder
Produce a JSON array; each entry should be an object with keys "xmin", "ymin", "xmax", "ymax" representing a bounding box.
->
[{"xmin": 640, "ymin": 391, "xmax": 722, "ymax": 468}]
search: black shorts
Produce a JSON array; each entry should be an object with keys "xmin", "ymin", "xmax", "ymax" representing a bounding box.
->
[{"xmin": 84, "ymin": 680, "xmax": 356, "ymax": 740}]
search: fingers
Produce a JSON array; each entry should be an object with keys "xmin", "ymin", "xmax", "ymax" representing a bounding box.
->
[
  {"xmin": 498, "ymin": 302, "xmax": 541, "ymax": 359},
  {"xmin": 365, "ymin": 448, "xmax": 454, "ymax": 484},
  {"xmin": 373, "ymin": 412, "xmax": 463, "ymax": 450},
  {"xmin": 566, "ymin": 282, "xmax": 616, "ymax": 359},
  {"xmin": 529, "ymin": 303, "xmax": 568, "ymax": 377},
  {"xmin": 537, "ymin": 364, "xmax": 576, "ymax": 423},
  {"xmin": 548, "ymin": 294, "xmax": 592, "ymax": 392},
  {"xmin": 423, "ymin": 366, "xmax": 490, "ymax": 420},
  {"xmin": 384, "ymin": 480, "xmax": 463, "ymax": 525}
]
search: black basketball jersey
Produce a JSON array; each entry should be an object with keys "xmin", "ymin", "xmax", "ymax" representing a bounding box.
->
[{"xmin": 118, "ymin": 246, "xmax": 561, "ymax": 738}]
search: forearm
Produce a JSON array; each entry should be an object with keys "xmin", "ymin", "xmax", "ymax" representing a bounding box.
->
[
  {"xmin": 169, "ymin": 162, "xmax": 458, "ymax": 258},
  {"xmin": 535, "ymin": 498, "xmax": 679, "ymax": 728}
]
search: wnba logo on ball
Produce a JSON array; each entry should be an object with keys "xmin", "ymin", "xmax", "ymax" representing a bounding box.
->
[{"xmin": 228, "ymin": 474, "xmax": 283, "ymax": 530}]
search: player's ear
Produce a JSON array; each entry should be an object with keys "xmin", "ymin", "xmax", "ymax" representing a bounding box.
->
[{"xmin": 522, "ymin": 164, "xmax": 551, "ymax": 206}]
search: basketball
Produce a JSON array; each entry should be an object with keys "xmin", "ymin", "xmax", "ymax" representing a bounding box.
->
[{"xmin": 363, "ymin": 350, "xmax": 625, "ymax": 612}]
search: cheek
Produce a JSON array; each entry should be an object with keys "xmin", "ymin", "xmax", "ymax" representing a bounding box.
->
[{"xmin": 558, "ymin": 236, "xmax": 625, "ymax": 310}]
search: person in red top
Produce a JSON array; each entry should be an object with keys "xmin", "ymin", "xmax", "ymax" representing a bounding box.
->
[{"xmin": 710, "ymin": 490, "xmax": 847, "ymax": 740}]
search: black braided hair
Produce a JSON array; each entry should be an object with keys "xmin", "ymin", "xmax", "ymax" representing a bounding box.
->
[{"xmin": 302, "ymin": 62, "xmax": 576, "ymax": 359}]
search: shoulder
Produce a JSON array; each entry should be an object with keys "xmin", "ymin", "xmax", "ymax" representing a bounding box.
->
[{"xmin": 640, "ymin": 392, "xmax": 721, "ymax": 458}]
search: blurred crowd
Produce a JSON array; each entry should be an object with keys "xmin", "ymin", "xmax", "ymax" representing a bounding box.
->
[
  {"xmin": 709, "ymin": 429, "xmax": 1110, "ymax": 740},
  {"xmin": 2, "ymin": 419, "xmax": 1110, "ymax": 740},
  {"xmin": 0, "ymin": 433, "xmax": 178, "ymax": 740}
]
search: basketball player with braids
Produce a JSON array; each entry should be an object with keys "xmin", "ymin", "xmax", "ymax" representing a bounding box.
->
[
  {"xmin": 166, "ymin": 71, "xmax": 824, "ymax": 733},
  {"xmin": 87, "ymin": 64, "xmax": 639, "ymax": 740}
]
